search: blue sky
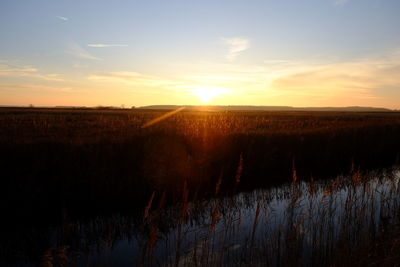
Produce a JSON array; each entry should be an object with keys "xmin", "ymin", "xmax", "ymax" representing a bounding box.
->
[{"xmin": 1, "ymin": 0, "xmax": 400, "ymax": 108}]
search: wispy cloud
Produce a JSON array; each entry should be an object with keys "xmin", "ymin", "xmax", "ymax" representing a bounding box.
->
[
  {"xmin": 166, "ymin": 47, "xmax": 400, "ymax": 107},
  {"xmin": 57, "ymin": 16, "xmax": 68, "ymax": 21},
  {"xmin": 0, "ymin": 65, "xmax": 37, "ymax": 73},
  {"xmin": 222, "ymin": 37, "xmax": 250, "ymax": 61},
  {"xmin": 87, "ymin": 44, "xmax": 128, "ymax": 48},
  {"xmin": 67, "ymin": 42, "xmax": 102, "ymax": 60},
  {"xmin": 269, "ymin": 56, "xmax": 400, "ymax": 104},
  {"xmin": 88, "ymin": 71, "xmax": 178, "ymax": 87},
  {"xmin": 0, "ymin": 84, "xmax": 74, "ymax": 93},
  {"xmin": 88, "ymin": 72, "xmax": 153, "ymax": 82},
  {"xmin": 0, "ymin": 64, "xmax": 63, "ymax": 81},
  {"xmin": 334, "ymin": 0, "xmax": 349, "ymax": 7}
]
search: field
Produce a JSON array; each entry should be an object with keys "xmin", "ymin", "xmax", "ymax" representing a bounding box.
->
[{"xmin": 1, "ymin": 107, "xmax": 400, "ymax": 266}]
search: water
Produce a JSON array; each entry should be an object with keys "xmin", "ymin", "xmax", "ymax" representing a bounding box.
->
[{"xmin": 4, "ymin": 166, "xmax": 399, "ymax": 266}]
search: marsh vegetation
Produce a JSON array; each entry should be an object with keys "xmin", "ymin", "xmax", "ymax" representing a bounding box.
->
[{"xmin": 1, "ymin": 107, "xmax": 400, "ymax": 266}]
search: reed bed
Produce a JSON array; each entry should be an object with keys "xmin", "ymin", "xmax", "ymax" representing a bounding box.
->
[
  {"xmin": 27, "ymin": 166, "xmax": 400, "ymax": 266},
  {"xmin": 1, "ymin": 108, "xmax": 400, "ymax": 265},
  {"xmin": 137, "ymin": 166, "xmax": 400, "ymax": 266}
]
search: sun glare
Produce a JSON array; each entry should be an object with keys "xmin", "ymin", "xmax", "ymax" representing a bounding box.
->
[
  {"xmin": 179, "ymin": 85, "xmax": 230, "ymax": 104},
  {"xmin": 195, "ymin": 87, "xmax": 216, "ymax": 103}
]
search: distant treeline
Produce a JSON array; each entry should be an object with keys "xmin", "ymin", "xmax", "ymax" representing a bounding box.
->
[{"xmin": 0, "ymin": 105, "xmax": 394, "ymax": 111}]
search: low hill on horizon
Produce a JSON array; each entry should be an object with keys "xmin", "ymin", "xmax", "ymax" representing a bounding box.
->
[
  {"xmin": 138, "ymin": 105, "xmax": 392, "ymax": 112},
  {"xmin": 0, "ymin": 105, "xmax": 394, "ymax": 112}
]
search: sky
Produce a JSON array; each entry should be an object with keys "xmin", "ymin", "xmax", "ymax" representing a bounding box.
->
[{"xmin": 0, "ymin": 0, "xmax": 400, "ymax": 108}]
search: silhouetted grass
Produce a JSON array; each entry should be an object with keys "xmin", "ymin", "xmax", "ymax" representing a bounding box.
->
[
  {"xmin": 1, "ymin": 107, "xmax": 400, "ymax": 265},
  {"xmin": 136, "ymin": 167, "xmax": 400, "ymax": 266}
]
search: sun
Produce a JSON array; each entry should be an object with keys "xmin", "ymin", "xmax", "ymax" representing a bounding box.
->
[
  {"xmin": 176, "ymin": 85, "xmax": 231, "ymax": 104},
  {"xmin": 190, "ymin": 86, "xmax": 230, "ymax": 104},
  {"xmin": 194, "ymin": 87, "xmax": 215, "ymax": 103}
]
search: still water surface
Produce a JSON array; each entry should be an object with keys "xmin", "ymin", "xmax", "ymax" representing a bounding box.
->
[{"xmin": 19, "ymin": 166, "xmax": 398, "ymax": 266}]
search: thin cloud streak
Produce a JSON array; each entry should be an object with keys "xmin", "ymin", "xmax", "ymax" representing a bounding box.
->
[
  {"xmin": 0, "ymin": 65, "xmax": 37, "ymax": 73},
  {"xmin": 67, "ymin": 42, "xmax": 102, "ymax": 60},
  {"xmin": 0, "ymin": 64, "xmax": 63, "ymax": 81},
  {"xmin": 88, "ymin": 72, "xmax": 153, "ymax": 82},
  {"xmin": 87, "ymin": 71, "xmax": 180, "ymax": 88},
  {"xmin": 87, "ymin": 44, "xmax": 128, "ymax": 48},
  {"xmin": 57, "ymin": 16, "xmax": 68, "ymax": 21},
  {"xmin": 222, "ymin": 37, "xmax": 250, "ymax": 61},
  {"xmin": 0, "ymin": 84, "xmax": 74, "ymax": 93}
]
